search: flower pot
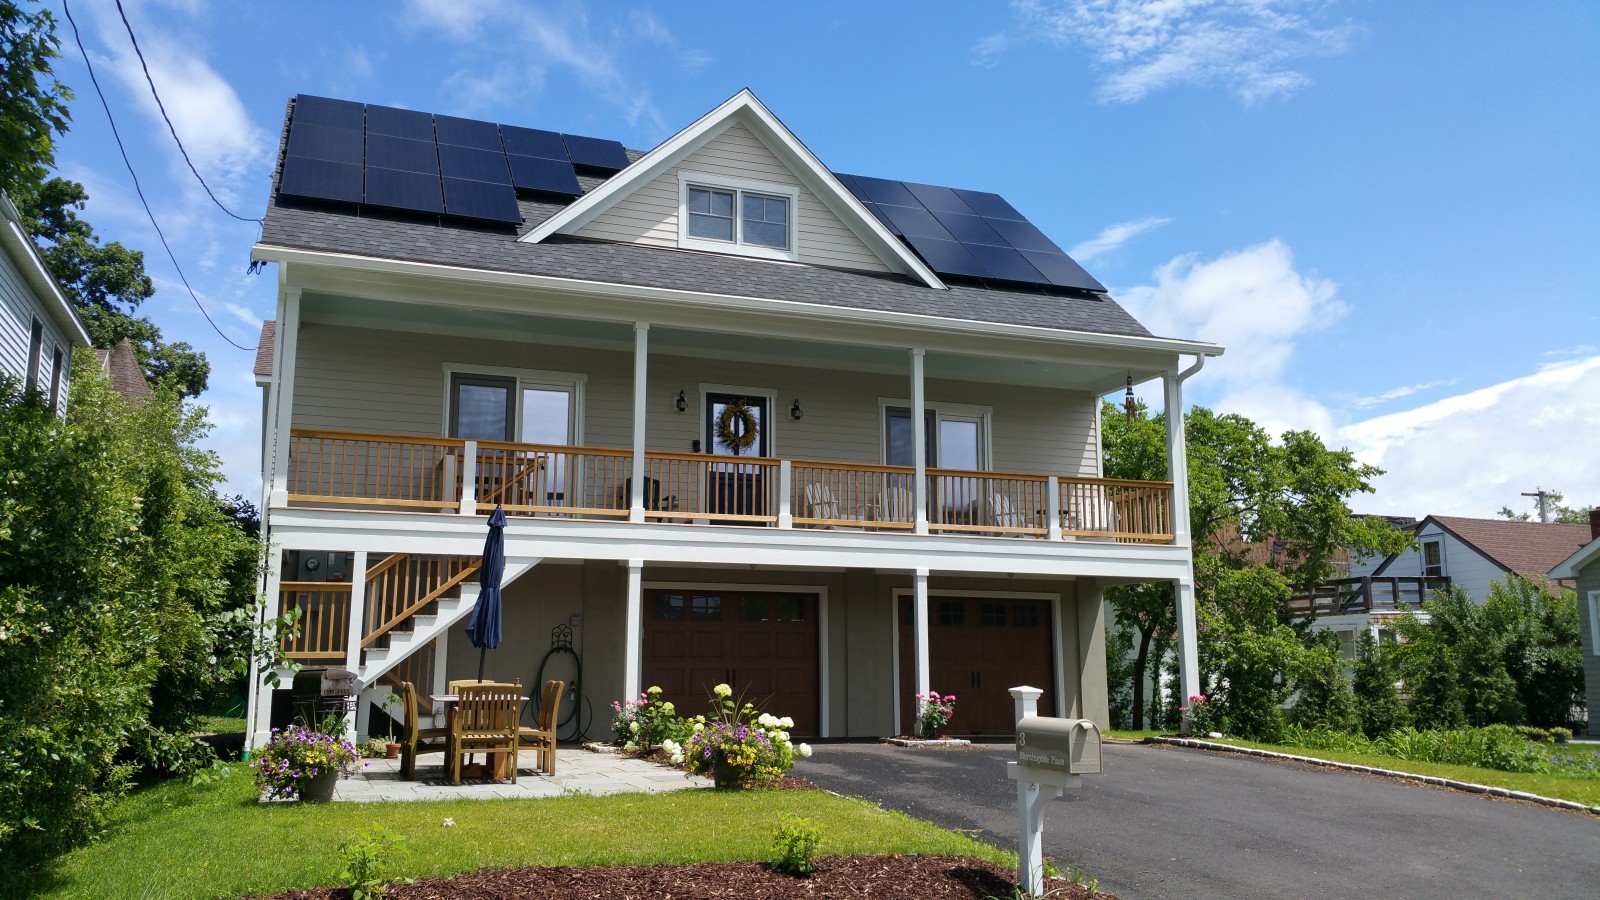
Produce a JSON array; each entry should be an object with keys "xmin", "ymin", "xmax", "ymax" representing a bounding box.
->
[
  {"xmin": 297, "ymin": 769, "xmax": 340, "ymax": 803},
  {"xmin": 712, "ymin": 758, "xmax": 741, "ymax": 790},
  {"xmin": 385, "ymin": 742, "xmax": 401, "ymax": 759}
]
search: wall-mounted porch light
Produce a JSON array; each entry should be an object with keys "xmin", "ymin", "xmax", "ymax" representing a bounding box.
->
[
  {"xmin": 790, "ymin": 398, "xmax": 803, "ymax": 420},
  {"xmin": 675, "ymin": 390, "xmax": 687, "ymax": 412}
]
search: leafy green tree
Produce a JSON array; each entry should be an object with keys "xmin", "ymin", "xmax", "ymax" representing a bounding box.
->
[
  {"xmin": 1497, "ymin": 491, "xmax": 1594, "ymax": 525},
  {"xmin": 1351, "ymin": 630, "xmax": 1409, "ymax": 738},
  {"xmin": 1291, "ymin": 631, "xmax": 1359, "ymax": 733},
  {"xmin": 0, "ymin": 0, "xmax": 71, "ymax": 195},
  {"xmin": 1480, "ymin": 577, "xmax": 1582, "ymax": 727}
]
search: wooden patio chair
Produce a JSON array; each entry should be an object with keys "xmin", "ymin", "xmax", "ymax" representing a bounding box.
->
[
  {"xmin": 518, "ymin": 679, "xmax": 565, "ymax": 776},
  {"xmin": 989, "ymin": 491, "xmax": 1025, "ymax": 535},
  {"xmin": 399, "ymin": 681, "xmax": 448, "ymax": 780},
  {"xmin": 802, "ymin": 482, "xmax": 867, "ymax": 529},
  {"xmin": 879, "ymin": 484, "xmax": 917, "ymax": 526},
  {"xmin": 448, "ymin": 681, "xmax": 522, "ymax": 784}
]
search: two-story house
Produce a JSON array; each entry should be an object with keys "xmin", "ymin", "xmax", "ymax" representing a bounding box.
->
[
  {"xmin": 1, "ymin": 190, "xmax": 89, "ymax": 415},
  {"xmin": 243, "ymin": 90, "xmax": 1221, "ymax": 748}
]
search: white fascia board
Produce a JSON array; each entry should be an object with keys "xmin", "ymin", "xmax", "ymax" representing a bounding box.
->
[
  {"xmin": 251, "ymin": 243, "xmax": 1225, "ymax": 361},
  {"xmin": 1550, "ymin": 536, "xmax": 1600, "ymax": 580},
  {"xmin": 519, "ymin": 88, "xmax": 947, "ymax": 290},
  {"xmin": 0, "ymin": 193, "xmax": 91, "ymax": 347}
]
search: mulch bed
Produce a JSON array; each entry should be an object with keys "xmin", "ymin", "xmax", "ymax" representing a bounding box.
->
[{"xmin": 269, "ymin": 854, "xmax": 1112, "ymax": 898}]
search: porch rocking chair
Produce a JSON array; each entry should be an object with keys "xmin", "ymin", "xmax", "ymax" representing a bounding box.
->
[{"xmin": 399, "ymin": 681, "xmax": 448, "ymax": 780}]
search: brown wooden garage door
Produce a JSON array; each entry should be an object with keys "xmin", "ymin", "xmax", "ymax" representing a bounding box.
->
[
  {"xmin": 898, "ymin": 596, "xmax": 1055, "ymax": 735},
  {"xmin": 643, "ymin": 588, "xmax": 820, "ymax": 737}
]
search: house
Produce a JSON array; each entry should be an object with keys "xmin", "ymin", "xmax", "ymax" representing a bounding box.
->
[
  {"xmin": 1300, "ymin": 514, "xmax": 1592, "ymax": 654},
  {"xmin": 93, "ymin": 337, "xmax": 154, "ymax": 404},
  {"xmin": 242, "ymin": 89, "xmax": 1222, "ymax": 749},
  {"xmin": 1, "ymin": 190, "xmax": 90, "ymax": 416},
  {"xmin": 1548, "ymin": 511, "xmax": 1600, "ymax": 734}
]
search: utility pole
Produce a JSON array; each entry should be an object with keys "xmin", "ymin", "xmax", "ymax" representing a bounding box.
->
[{"xmin": 1521, "ymin": 488, "xmax": 1555, "ymax": 523}]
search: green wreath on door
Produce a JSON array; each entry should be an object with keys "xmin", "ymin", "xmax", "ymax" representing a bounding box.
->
[{"xmin": 715, "ymin": 400, "xmax": 760, "ymax": 456}]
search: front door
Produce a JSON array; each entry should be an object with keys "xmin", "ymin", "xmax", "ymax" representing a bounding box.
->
[{"xmin": 704, "ymin": 393, "xmax": 769, "ymax": 517}]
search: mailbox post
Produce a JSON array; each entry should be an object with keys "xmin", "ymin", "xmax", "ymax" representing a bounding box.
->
[{"xmin": 1006, "ymin": 685, "xmax": 1103, "ymax": 897}]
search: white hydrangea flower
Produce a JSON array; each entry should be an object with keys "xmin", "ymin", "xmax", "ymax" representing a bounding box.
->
[
  {"xmin": 623, "ymin": 740, "xmax": 637, "ymax": 752},
  {"xmin": 693, "ymin": 723, "xmax": 704, "ymax": 733},
  {"xmin": 629, "ymin": 721, "xmax": 639, "ymax": 733},
  {"xmin": 797, "ymin": 743, "xmax": 813, "ymax": 758},
  {"xmin": 714, "ymin": 683, "xmax": 732, "ymax": 698},
  {"xmin": 780, "ymin": 716, "xmax": 794, "ymax": 729}
]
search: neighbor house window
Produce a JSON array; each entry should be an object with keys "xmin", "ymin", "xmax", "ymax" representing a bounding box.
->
[
  {"xmin": 48, "ymin": 348, "xmax": 63, "ymax": 410},
  {"xmin": 678, "ymin": 172, "xmax": 797, "ymax": 260},
  {"xmin": 25, "ymin": 318, "xmax": 43, "ymax": 393},
  {"xmin": 1422, "ymin": 539, "xmax": 1444, "ymax": 578}
]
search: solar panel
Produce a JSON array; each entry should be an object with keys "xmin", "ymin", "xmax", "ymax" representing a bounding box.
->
[
  {"xmin": 862, "ymin": 202, "xmax": 901, "ymax": 236},
  {"xmin": 365, "ymin": 134, "xmax": 438, "ymax": 174},
  {"xmin": 293, "ymin": 94, "xmax": 363, "ymax": 131},
  {"xmin": 929, "ymin": 210, "xmax": 1007, "ymax": 247},
  {"xmin": 279, "ymin": 156, "xmax": 362, "ymax": 204},
  {"xmin": 846, "ymin": 175, "xmax": 921, "ymax": 208},
  {"xmin": 952, "ymin": 188, "xmax": 1024, "ymax": 221},
  {"xmin": 507, "ymin": 155, "xmax": 582, "ymax": 196},
  {"xmin": 439, "ymin": 145, "xmax": 511, "ymax": 184},
  {"xmin": 366, "ymin": 104, "xmax": 434, "ymax": 141},
  {"xmin": 562, "ymin": 134, "xmax": 630, "ymax": 171},
  {"xmin": 833, "ymin": 173, "xmax": 868, "ymax": 201},
  {"xmin": 902, "ymin": 234, "xmax": 989, "ymax": 278},
  {"xmin": 365, "ymin": 166, "xmax": 443, "ymax": 213},
  {"xmin": 965, "ymin": 243, "xmax": 1046, "ymax": 283},
  {"xmin": 500, "ymin": 125, "xmax": 568, "ymax": 160},
  {"xmin": 1018, "ymin": 250, "xmax": 1105, "ymax": 292},
  {"xmin": 435, "ymin": 115, "xmax": 503, "ymax": 151},
  {"xmin": 442, "ymin": 177, "xmax": 521, "ymax": 223},
  {"xmin": 904, "ymin": 182, "xmax": 974, "ymax": 215},
  {"xmin": 286, "ymin": 121, "xmax": 363, "ymax": 165},
  {"xmin": 985, "ymin": 217, "xmax": 1060, "ymax": 253},
  {"xmin": 878, "ymin": 204, "xmax": 955, "ymax": 240}
]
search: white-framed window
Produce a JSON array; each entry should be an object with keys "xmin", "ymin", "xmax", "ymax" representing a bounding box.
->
[
  {"xmin": 1421, "ymin": 539, "xmax": 1444, "ymax": 578},
  {"xmin": 677, "ymin": 171, "xmax": 798, "ymax": 262},
  {"xmin": 441, "ymin": 364, "xmax": 585, "ymax": 445},
  {"xmin": 1587, "ymin": 590, "xmax": 1599, "ymax": 657},
  {"xmin": 878, "ymin": 399, "xmax": 993, "ymax": 470}
]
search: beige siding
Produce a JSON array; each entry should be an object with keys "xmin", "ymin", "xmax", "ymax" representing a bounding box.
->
[
  {"xmin": 292, "ymin": 323, "xmax": 1099, "ymax": 477},
  {"xmin": 574, "ymin": 122, "xmax": 891, "ymax": 273}
]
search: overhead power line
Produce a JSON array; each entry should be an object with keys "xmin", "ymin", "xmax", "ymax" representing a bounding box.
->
[
  {"xmin": 113, "ymin": 0, "xmax": 264, "ymax": 229},
  {"xmin": 61, "ymin": 0, "xmax": 256, "ymax": 353}
]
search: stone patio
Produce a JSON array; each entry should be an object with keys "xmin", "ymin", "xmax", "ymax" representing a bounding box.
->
[{"xmin": 332, "ymin": 747, "xmax": 711, "ymax": 802}]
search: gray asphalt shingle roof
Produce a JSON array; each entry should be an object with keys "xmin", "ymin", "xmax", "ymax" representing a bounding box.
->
[{"xmin": 260, "ymin": 130, "xmax": 1156, "ymax": 339}]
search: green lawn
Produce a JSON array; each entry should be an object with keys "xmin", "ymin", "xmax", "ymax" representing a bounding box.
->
[
  {"xmin": 193, "ymin": 715, "xmax": 247, "ymax": 735},
  {"xmin": 1203, "ymin": 737, "xmax": 1600, "ymax": 807},
  {"xmin": 32, "ymin": 765, "xmax": 1012, "ymax": 899},
  {"xmin": 1104, "ymin": 729, "xmax": 1164, "ymax": 741}
]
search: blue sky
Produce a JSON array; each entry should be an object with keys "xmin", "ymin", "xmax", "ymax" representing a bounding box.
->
[{"xmin": 42, "ymin": 0, "xmax": 1600, "ymax": 517}]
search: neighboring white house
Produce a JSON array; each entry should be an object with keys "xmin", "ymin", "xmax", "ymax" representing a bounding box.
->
[
  {"xmin": 1549, "ymin": 512, "xmax": 1600, "ymax": 735},
  {"xmin": 243, "ymin": 89, "xmax": 1223, "ymax": 749},
  {"xmin": 0, "ymin": 191, "xmax": 89, "ymax": 415}
]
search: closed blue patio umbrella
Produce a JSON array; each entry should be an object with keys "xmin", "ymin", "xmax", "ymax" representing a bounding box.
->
[{"xmin": 466, "ymin": 505, "xmax": 507, "ymax": 682}]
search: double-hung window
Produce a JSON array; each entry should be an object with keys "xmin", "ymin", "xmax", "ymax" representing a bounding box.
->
[{"xmin": 678, "ymin": 172, "xmax": 797, "ymax": 261}]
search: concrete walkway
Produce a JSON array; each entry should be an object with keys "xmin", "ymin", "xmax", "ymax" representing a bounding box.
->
[{"xmin": 333, "ymin": 748, "xmax": 710, "ymax": 802}]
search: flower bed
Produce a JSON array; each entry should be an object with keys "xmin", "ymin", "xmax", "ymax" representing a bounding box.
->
[{"xmin": 609, "ymin": 684, "xmax": 812, "ymax": 789}]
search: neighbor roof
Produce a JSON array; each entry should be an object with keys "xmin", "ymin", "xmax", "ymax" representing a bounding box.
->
[
  {"xmin": 93, "ymin": 338, "xmax": 153, "ymax": 404},
  {"xmin": 254, "ymin": 320, "xmax": 276, "ymax": 379},
  {"xmin": 1421, "ymin": 515, "xmax": 1592, "ymax": 580},
  {"xmin": 255, "ymin": 97, "xmax": 1170, "ymax": 342}
]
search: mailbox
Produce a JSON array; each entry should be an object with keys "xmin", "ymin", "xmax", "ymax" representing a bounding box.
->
[{"xmin": 1015, "ymin": 715, "xmax": 1102, "ymax": 775}]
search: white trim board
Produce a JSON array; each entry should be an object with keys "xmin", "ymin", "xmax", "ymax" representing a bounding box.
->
[{"xmin": 642, "ymin": 580, "xmax": 831, "ymax": 738}]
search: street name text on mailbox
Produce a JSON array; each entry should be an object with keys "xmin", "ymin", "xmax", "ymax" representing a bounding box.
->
[{"xmin": 1015, "ymin": 716, "xmax": 1102, "ymax": 775}]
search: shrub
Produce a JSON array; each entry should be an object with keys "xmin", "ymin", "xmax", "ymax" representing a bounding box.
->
[
  {"xmin": 339, "ymin": 825, "xmax": 407, "ymax": 900},
  {"xmin": 682, "ymin": 683, "xmax": 812, "ymax": 788},
  {"xmin": 611, "ymin": 686, "xmax": 692, "ymax": 751},
  {"xmin": 1351, "ymin": 631, "xmax": 1410, "ymax": 739},
  {"xmin": 1179, "ymin": 694, "xmax": 1215, "ymax": 736},
  {"xmin": 1290, "ymin": 634, "xmax": 1359, "ymax": 734},
  {"xmin": 913, "ymin": 691, "xmax": 957, "ymax": 737},
  {"xmin": 771, "ymin": 815, "xmax": 824, "ymax": 876},
  {"xmin": 359, "ymin": 737, "xmax": 391, "ymax": 758}
]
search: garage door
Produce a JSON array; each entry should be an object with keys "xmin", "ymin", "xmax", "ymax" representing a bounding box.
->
[
  {"xmin": 898, "ymin": 596, "xmax": 1055, "ymax": 735},
  {"xmin": 643, "ymin": 588, "xmax": 820, "ymax": 737}
]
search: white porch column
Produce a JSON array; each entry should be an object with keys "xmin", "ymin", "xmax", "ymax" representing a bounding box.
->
[
  {"xmin": 623, "ymin": 559, "xmax": 644, "ymax": 701},
  {"xmin": 430, "ymin": 637, "xmax": 450, "ymax": 728},
  {"xmin": 267, "ymin": 288, "xmax": 301, "ymax": 508},
  {"xmin": 912, "ymin": 568, "xmax": 931, "ymax": 732},
  {"xmin": 1164, "ymin": 371, "xmax": 1201, "ymax": 729},
  {"xmin": 910, "ymin": 348, "xmax": 928, "ymax": 535},
  {"xmin": 344, "ymin": 551, "xmax": 368, "ymax": 740},
  {"xmin": 458, "ymin": 440, "xmax": 477, "ymax": 515},
  {"xmin": 245, "ymin": 545, "xmax": 286, "ymax": 753},
  {"xmin": 630, "ymin": 323, "xmax": 649, "ymax": 523}
]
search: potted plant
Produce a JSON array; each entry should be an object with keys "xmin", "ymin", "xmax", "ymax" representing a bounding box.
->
[
  {"xmin": 681, "ymin": 683, "xmax": 811, "ymax": 789},
  {"xmin": 381, "ymin": 692, "xmax": 404, "ymax": 758},
  {"xmin": 251, "ymin": 725, "xmax": 364, "ymax": 802}
]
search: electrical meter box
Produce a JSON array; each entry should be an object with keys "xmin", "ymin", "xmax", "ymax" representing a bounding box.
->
[
  {"xmin": 296, "ymin": 550, "xmax": 349, "ymax": 582},
  {"xmin": 1015, "ymin": 716, "xmax": 1102, "ymax": 775}
]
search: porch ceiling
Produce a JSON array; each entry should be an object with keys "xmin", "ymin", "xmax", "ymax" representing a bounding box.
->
[{"xmin": 301, "ymin": 293, "xmax": 1156, "ymax": 391}]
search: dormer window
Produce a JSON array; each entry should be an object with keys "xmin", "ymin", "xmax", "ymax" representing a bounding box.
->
[{"xmin": 678, "ymin": 171, "xmax": 797, "ymax": 261}]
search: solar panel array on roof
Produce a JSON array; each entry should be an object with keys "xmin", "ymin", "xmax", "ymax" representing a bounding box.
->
[
  {"xmin": 835, "ymin": 172, "xmax": 1105, "ymax": 292},
  {"xmin": 278, "ymin": 94, "xmax": 633, "ymax": 225}
]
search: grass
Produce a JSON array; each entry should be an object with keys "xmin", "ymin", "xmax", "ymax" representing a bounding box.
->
[
  {"xmin": 1202, "ymin": 736, "xmax": 1600, "ymax": 807},
  {"xmin": 193, "ymin": 715, "xmax": 247, "ymax": 735},
  {"xmin": 32, "ymin": 765, "xmax": 1012, "ymax": 899},
  {"xmin": 1104, "ymin": 728, "xmax": 1163, "ymax": 741}
]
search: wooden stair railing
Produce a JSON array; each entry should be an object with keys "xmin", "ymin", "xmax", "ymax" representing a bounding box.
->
[
  {"xmin": 361, "ymin": 554, "xmax": 483, "ymax": 649},
  {"xmin": 377, "ymin": 644, "xmax": 436, "ymax": 715}
]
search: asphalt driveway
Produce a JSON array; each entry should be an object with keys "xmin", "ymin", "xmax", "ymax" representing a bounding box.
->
[{"xmin": 794, "ymin": 741, "xmax": 1600, "ymax": 899}]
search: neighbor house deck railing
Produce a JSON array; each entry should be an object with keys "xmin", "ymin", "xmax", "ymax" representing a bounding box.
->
[
  {"xmin": 284, "ymin": 428, "xmax": 1178, "ymax": 544},
  {"xmin": 1288, "ymin": 575, "xmax": 1453, "ymax": 618}
]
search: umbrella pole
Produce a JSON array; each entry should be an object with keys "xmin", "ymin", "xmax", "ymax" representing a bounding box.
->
[{"xmin": 477, "ymin": 646, "xmax": 487, "ymax": 683}]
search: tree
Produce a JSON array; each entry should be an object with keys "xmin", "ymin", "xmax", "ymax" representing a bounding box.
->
[
  {"xmin": 1290, "ymin": 631, "xmax": 1359, "ymax": 733},
  {"xmin": 1497, "ymin": 491, "xmax": 1594, "ymax": 525},
  {"xmin": 1351, "ymin": 630, "xmax": 1409, "ymax": 738},
  {"xmin": 0, "ymin": 2, "xmax": 209, "ymax": 397}
]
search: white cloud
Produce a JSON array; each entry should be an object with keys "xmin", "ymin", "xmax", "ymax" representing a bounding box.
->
[
  {"xmin": 402, "ymin": 0, "xmax": 503, "ymax": 41},
  {"xmin": 1000, "ymin": 0, "xmax": 1359, "ymax": 104},
  {"xmin": 1350, "ymin": 379, "xmax": 1456, "ymax": 410},
  {"xmin": 1337, "ymin": 356, "xmax": 1600, "ymax": 516},
  {"xmin": 971, "ymin": 33, "xmax": 1012, "ymax": 67},
  {"xmin": 1069, "ymin": 215, "xmax": 1172, "ymax": 263}
]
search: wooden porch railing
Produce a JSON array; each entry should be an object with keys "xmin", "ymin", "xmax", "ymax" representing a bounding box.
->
[
  {"xmin": 283, "ymin": 428, "xmax": 1178, "ymax": 543},
  {"xmin": 1289, "ymin": 576, "xmax": 1452, "ymax": 618},
  {"xmin": 278, "ymin": 582, "xmax": 351, "ymax": 659}
]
